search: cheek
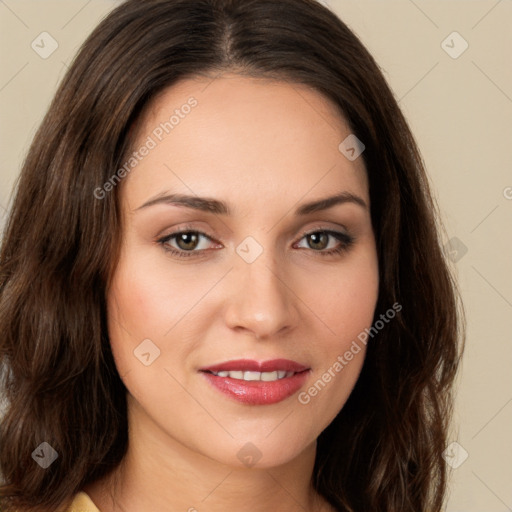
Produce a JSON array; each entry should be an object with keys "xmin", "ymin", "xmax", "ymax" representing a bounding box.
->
[
  {"xmin": 293, "ymin": 251, "xmax": 378, "ymax": 426},
  {"xmin": 302, "ymin": 248, "xmax": 379, "ymax": 346},
  {"xmin": 105, "ymin": 249, "xmax": 173, "ymax": 378},
  {"xmin": 330, "ymin": 266, "xmax": 379, "ymax": 339},
  {"xmin": 106, "ymin": 248, "xmax": 200, "ymax": 340}
]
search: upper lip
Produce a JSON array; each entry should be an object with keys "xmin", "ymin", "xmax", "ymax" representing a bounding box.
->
[{"xmin": 200, "ymin": 359, "xmax": 309, "ymax": 373}]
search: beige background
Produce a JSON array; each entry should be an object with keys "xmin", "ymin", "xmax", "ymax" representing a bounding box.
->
[{"xmin": 1, "ymin": 1, "xmax": 511, "ymax": 510}]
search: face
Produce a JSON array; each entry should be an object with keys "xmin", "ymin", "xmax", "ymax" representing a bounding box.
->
[{"xmin": 106, "ymin": 74, "xmax": 379, "ymax": 469}]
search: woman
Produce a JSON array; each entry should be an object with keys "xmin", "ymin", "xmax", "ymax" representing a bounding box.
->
[{"xmin": 0, "ymin": 0, "xmax": 465, "ymax": 511}]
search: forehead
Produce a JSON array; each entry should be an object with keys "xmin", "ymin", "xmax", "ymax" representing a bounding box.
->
[{"xmin": 122, "ymin": 74, "xmax": 368, "ymax": 212}]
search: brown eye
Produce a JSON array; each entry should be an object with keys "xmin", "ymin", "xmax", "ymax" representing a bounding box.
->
[
  {"xmin": 175, "ymin": 232, "xmax": 201, "ymax": 251},
  {"xmin": 158, "ymin": 230, "xmax": 217, "ymax": 258},
  {"xmin": 306, "ymin": 232, "xmax": 329, "ymax": 250},
  {"xmin": 295, "ymin": 230, "xmax": 355, "ymax": 257}
]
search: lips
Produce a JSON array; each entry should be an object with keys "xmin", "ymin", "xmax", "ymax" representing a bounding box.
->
[{"xmin": 199, "ymin": 359, "xmax": 311, "ymax": 405}]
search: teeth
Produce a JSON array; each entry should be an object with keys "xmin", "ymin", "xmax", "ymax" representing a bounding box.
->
[
  {"xmin": 244, "ymin": 371, "xmax": 261, "ymax": 381},
  {"xmin": 211, "ymin": 370, "xmax": 295, "ymax": 381}
]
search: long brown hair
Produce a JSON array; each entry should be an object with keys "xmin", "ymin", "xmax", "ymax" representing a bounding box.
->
[{"xmin": 0, "ymin": 1, "xmax": 465, "ymax": 510}]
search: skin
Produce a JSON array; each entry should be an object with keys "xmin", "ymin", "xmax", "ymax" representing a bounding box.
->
[{"xmin": 84, "ymin": 73, "xmax": 379, "ymax": 512}]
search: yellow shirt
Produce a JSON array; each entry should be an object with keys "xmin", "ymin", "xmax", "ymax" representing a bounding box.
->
[{"xmin": 66, "ymin": 491, "xmax": 100, "ymax": 512}]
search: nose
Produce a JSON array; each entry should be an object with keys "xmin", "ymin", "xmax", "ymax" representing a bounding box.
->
[{"xmin": 223, "ymin": 252, "xmax": 300, "ymax": 340}]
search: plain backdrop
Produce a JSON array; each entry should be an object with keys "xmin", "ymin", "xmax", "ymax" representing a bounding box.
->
[{"xmin": 0, "ymin": 1, "xmax": 511, "ymax": 510}]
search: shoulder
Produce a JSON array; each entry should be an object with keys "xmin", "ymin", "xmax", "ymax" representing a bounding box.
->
[{"xmin": 65, "ymin": 491, "xmax": 101, "ymax": 512}]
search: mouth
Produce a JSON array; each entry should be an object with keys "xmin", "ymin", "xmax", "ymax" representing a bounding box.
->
[
  {"xmin": 202, "ymin": 369, "xmax": 297, "ymax": 381},
  {"xmin": 199, "ymin": 359, "xmax": 311, "ymax": 405}
]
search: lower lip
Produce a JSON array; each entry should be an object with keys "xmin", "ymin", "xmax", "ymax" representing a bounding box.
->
[{"xmin": 200, "ymin": 370, "xmax": 310, "ymax": 405}]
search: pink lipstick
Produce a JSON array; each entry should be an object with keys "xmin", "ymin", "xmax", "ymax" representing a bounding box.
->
[{"xmin": 199, "ymin": 359, "xmax": 310, "ymax": 405}]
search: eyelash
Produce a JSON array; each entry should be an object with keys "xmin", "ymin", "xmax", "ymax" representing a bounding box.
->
[{"xmin": 157, "ymin": 224, "xmax": 355, "ymax": 259}]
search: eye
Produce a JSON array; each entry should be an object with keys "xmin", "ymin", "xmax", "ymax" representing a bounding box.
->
[
  {"xmin": 158, "ymin": 229, "xmax": 217, "ymax": 258},
  {"xmin": 294, "ymin": 229, "xmax": 355, "ymax": 257}
]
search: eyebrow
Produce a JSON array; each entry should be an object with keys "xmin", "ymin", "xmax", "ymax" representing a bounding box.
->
[{"xmin": 135, "ymin": 191, "xmax": 367, "ymax": 215}]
